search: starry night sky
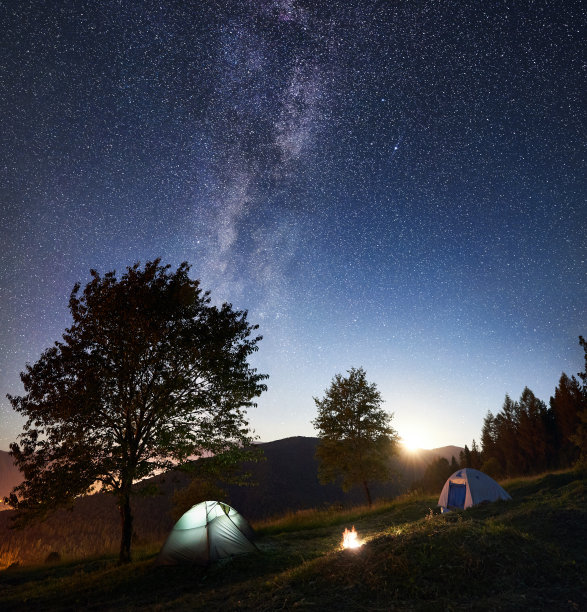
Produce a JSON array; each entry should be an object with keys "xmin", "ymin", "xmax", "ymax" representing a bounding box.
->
[{"xmin": 1, "ymin": 0, "xmax": 585, "ymax": 451}]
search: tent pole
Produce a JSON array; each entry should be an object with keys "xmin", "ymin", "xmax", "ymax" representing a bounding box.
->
[{"xmin": 206, "ymin": 501, "xmax": 211, "ymax": 563}]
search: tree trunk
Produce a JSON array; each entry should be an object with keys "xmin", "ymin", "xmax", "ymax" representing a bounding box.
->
[
  {"xmin": 118, "ymin": 490, "xmax": 133, "ymax": 564},
  {"xmin": 362, "ymin": 480, "xmax": 372, "ymax": 507}
]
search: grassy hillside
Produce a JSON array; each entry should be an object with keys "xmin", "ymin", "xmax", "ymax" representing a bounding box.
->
[
  {"xmin": 0, "ymin": 469, "xmax": 585, "ymax": 610},
  {"xmin": 0, "ymin": 436, "xmax": 460, "ymax": 567}
]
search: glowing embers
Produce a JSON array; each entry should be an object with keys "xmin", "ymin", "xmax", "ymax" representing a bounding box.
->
[{"xmin": 341, "ymin": 526, "xmax": 362, "ymax": 549}]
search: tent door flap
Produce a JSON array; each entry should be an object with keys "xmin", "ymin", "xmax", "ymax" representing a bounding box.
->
[{"xmin": 447, "ymin": 482, "xmax": 466, "ymax": 509}]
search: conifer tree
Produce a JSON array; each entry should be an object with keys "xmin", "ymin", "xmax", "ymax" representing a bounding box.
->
[
  {"xmin": 493, "ymin": 395, "xmax": 521, "ymax": 476},
  {"xmin": 459, "ymin": 444, "xmax": 471, "ymax": 468},
  {"xmin": 517, "ymin": 387, "xmax": 549, "ymax": 473},
  {"xmin": 470, "ymin": 439, "xmax": 482, "ymax": 469},
  {"xmin": 480, "ymin": 411, "xmax": 498, "ymax": 464},
  {"xmin": 550, "ymin": 374, "xmax": 582, "ymax": 464},
  {"xmin": 570, "ymin": 336, "xmax": 587, "ymax": 466}
]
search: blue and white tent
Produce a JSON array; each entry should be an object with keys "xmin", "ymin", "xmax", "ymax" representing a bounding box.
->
[{"xmin": 438, "ymin": 468, "xmax": 511, "ymax": 512}]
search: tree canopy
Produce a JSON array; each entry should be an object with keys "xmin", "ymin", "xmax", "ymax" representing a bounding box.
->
[
  {"xmin": 312, "ymin": 367, "xmax": 398, "ymax": 506},
  {"xmin": 6, "ymin": 259, "xmax": 267, "ymax": 562}
]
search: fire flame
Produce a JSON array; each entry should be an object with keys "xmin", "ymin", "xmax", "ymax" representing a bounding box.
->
[{"xmin": 342, "ymin": 526, "xmax": 361, "ymax": 549}]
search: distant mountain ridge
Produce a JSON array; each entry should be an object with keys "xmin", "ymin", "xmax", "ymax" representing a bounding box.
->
[
  {"xmin": 0, "ymin": 438, "xmax": 464, "ymax": 517},
  {"xmin": 428, "ymin": 445, "xmax": 464, "ymax": 463},
  {"xmin": 0, "ymin": 450, "xmax": 22, "ymax": 510},
  {"xmin": 225, "ymin": 437, "xmax": 463, "ymax": 519}
]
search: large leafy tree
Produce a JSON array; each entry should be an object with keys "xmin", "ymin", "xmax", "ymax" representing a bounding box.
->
[
  {"xmin": 312, "ymin": 367, "xmax": 398, "ymax": 506},
  {"xmin": 6, "ymin": 260, "xmax": 267, "ymax": 563}
]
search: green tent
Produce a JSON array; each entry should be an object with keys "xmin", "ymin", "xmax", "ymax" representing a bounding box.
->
[{"xmin": 157, "ymin": 500, "xmax": 257, "ymax": 566}]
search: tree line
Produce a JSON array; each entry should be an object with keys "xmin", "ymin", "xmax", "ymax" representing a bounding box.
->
[
  {"xmin": 479, "ymin": 338, "xmax": 587, "ymax": 478},
  {"xmin": 415, "ymin": 337, "xmax": 587, "ymax": 492}
]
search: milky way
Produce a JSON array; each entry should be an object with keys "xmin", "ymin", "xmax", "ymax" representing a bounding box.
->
[{"xmin": 1, "ymin": 0, "xmax": 585, "ymax": 449}]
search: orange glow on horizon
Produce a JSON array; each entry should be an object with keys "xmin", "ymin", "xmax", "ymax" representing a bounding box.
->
[{"xmin": 401, "ymin": 435, "xmax": 423, "ymax": 452}]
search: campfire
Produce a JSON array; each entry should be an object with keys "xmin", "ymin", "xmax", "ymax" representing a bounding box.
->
[{"xmin": 341, "ymin": 526, "xmax": 361, "ymax": 549}]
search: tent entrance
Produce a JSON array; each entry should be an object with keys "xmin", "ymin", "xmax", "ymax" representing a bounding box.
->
[{"xmin": 447, "ymin": 482, "xmax": 466, "ymax": 509}]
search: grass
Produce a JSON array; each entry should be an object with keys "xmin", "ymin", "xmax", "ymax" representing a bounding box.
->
[
  {"xmin": 253, "ymin": 489, "xmax": 429, "ymax": 535},
  {"xmin": 0, "ymin": 488, "xmax": 173, "ymax": 569},
  {"xmin": 0, "ymin": 469, "xmax": 585, "ymax": 610}
]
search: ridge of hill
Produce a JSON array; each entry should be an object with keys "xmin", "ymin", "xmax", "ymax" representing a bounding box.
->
[
  {"xmin": 226, "ymin": 437, "xmax": 463, "ymax": 520},
  {"xmin": 429, "ymin": 445, "xmax": 463, "ymax": 462},
  {"xmin": 0, "ymin": 438, "xmax": 462, "ymax": 515},
  {"xmin": 0, "ymin": 451, "xmax": 21, "ymax": 511}
]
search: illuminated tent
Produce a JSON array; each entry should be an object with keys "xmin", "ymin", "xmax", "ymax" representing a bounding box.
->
[
  {"xmin": 157, "ymin": 500, "xmax": 257, "ymax": 565},
  {"xmin": 438, "ymin": 468, "xmax": 511, "ymax": 513}
]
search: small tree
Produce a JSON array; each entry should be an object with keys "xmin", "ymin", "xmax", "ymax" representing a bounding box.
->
[
  {"xmin": 413, "ymin": 457, "xmax": 452, "ymax": 493},
  {"xmin": 6, "ymin": 260, "xmax": 267, "ymax": 563},
  {"xmin": 312, "ymin": 367, "xmax": 398, "ymax": 506},
  {"xmin": 480, "ymin": 456, "xmax": 503, "ymax": 479}
]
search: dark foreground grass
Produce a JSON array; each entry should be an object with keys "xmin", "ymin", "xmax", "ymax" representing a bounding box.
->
[{"xmin": 1, "ymin": 469, "xmax": 585, "ymax": 611}]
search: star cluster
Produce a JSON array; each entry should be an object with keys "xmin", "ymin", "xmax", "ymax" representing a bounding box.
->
[{"xmin": 1, "ymin": 0, "xmax": 585, "ymax": 449}]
